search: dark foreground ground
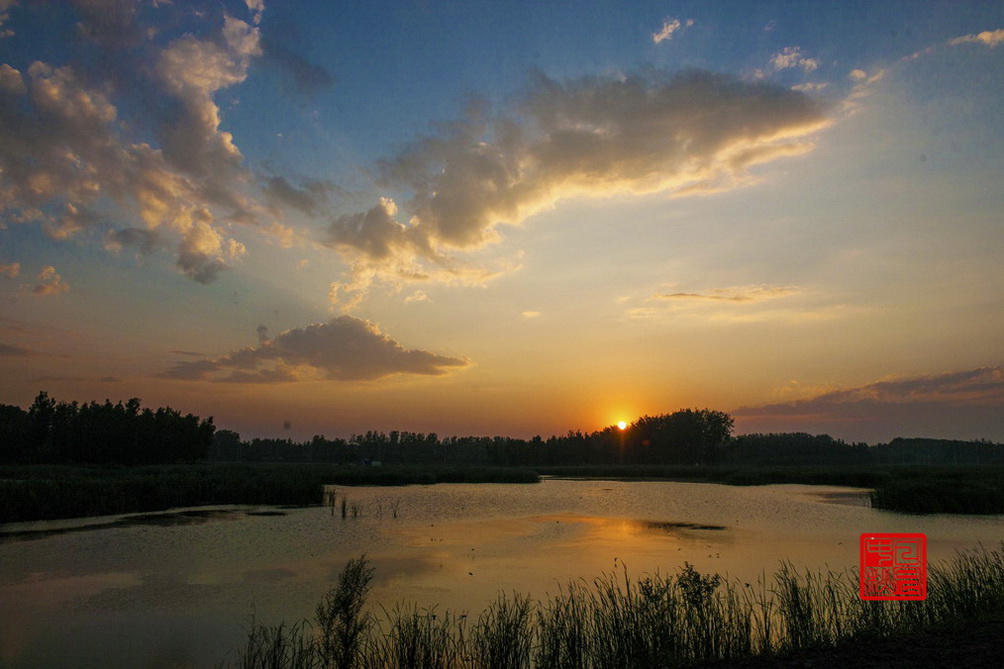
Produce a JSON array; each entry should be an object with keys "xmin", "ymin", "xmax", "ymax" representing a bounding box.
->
[{"xmin": 692, "ymin": 617, "xmax": 1004, "ymax": 668}]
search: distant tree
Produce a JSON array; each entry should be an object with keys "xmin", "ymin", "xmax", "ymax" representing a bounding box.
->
[
  {"xmin": 627, "ymin": 409, "xmax": 734, "ymax": 465},
  {"xmin": 4, "ymin": 391, "xmax": 213, "ymax": 465},
  {"xmin": 0, "ymin": 403, "xmax": 31, "ymax": 463},
  {"xmin": 727, "ymin": 432, "xmax": 870, "ymax": 466},
  {"xmin": 212, "ymin": 429, "xmax": 242, "ymax": 461}
]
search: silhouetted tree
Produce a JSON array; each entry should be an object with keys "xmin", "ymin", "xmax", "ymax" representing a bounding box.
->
[
  {"xmin": 1, "ymin": 391, "xmax": 213, "ymax": 465},
  {"xmin": 626, "ymin": 409, "xmax": 734, "ymax": 464}
]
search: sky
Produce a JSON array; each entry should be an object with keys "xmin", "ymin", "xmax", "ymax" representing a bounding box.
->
[{"xmin": 0, "ymin": 0, "xmax": 1002, "ymax": 445}]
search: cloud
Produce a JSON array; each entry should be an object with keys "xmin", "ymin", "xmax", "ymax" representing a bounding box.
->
[
  {"xmin": 176, "ymin": 217, "xmax": 246, "ymax": 284},
  {"xmin": 30, "ymin": 374, "xmax": 122, "ymax": 383},
  {"xmin": 652, "ymin": 285, "xmax": 798, "ymax": 303},
  {"xmin": 949, "ymin": 28, "xmax": 1004, "ymax": 48},
  {"xmin": 0, "ymin": 261, "xmax": 19, "ymax": 278},
  {"xmin": 0, "ymin": 341, "xmax": 34, "ymax": 356},
  {"xmin": 770, "ymin": 46, "xmax": 819, "ymax": 73},
  {"xmin": 792, "ymin": 82, "xmax": 829, "ymax": 92},
  {"xmin": 627, "ymin": 285, "xmax": 849, "ymax": 323},
  {"xmin": 0, "ymin": 0, "xmax": 15, "ymax": 39},
  {"xmin": 245, "ymin": 0, "xmax": 265, "ymax": 26},
  {"xmin": 733, "ymin": 367, "xmax": 1004, "ymax": 442},
  {"xmin": 260, "ymin": 37, "xmax": 335, "ymax": 96},
  {"xmin": 326, "ymin": 69, "xmax": 829, "ymax": 307},
  {"xmin": 169, "ymin": 349, "xmax": 208, "ymax": 357},
  {"xmin": 0, "ymin": 2, "xmax": 273, "ymax": 283},
  {"xmin": 27, "ymin": 266, "xmax": 70, "ymax": 296},
  {"xmin": 652, "ymin": 17, "xmax": 694, "ymax": 44},
  {"xmin": 263, "ymin": 176, "xmax": 335, "ymax": 217},
  {"xmin": 158, "ymin": 316, "xmax": 469, "ymax": 383},
  {"xmin": 104, "ymin": 228, "xmax": 160, "ymax": 256}
]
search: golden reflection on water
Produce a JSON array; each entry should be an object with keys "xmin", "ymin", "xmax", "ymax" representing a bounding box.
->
[{"xmin": 370, "ymin": 512, "xmax": 742, "ymax": 614}]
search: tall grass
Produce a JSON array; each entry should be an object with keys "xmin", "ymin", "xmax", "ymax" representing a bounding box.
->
[
  {"xmin": 373, "ymin": 605, "xmax": 466, "ymax": 669},
  {"xmin": 315, "ymin": 555, "xmax": 374, "ymax": 669},
  {"xmin": 224, "ymin": 543, "xmax": 1004, "ymax": 668}
]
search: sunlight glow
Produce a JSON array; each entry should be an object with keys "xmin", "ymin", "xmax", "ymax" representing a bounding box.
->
[{"xmin": 617, "ymin": 421, "xmax": 628, "ymax": 430}]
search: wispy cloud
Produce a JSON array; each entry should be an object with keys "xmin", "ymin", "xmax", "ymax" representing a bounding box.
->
[
  {"xmin": 158, "ymin": 317, "xmax": 469, "ymax": 383},
  {"xmin": 734, "ymin": 367, "xmax": 1004, "ymax": 442},
  {"xmin": 0, "ymin": 341, "xmax": 34, "ymax": 357},
  {"xmin": 0, "ymin": 261, "xmax": 19, "ymax": 279},
  {"xmin": 30, "ymin": 374, "xmax": 121, "ymax": 383},
  {"xmin": 259, "ymin": 36, "xmax": 335, "ymax": 96},
  {"xmin": 652, "ymin": 285, "xmax": 798, "ymax": 303},
  {"xmin": 404, "ymin": 290, "xmax": 429, "ymax": 303},
  {"xmin": 949, "ymin": 28, "xmax": 1004, "ymax": 48},
  {"xmin": 652, "ymin": 17, "xmax": 694, "ymax": 44},
  {"xmin": 626, "ymin": 285, "xmax": 853, "ymax": 324}
]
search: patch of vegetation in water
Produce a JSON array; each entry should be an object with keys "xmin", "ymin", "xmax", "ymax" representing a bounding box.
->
[
  {"xmin": 0, "ymin": 464, "xmax": 540, "ymax": 523},
  {"xmin": 537, "ymin": 464, "xmax": 1004, "ymax": 515},
  {"xmin": 645, "ymin": 520, "xmax": 727, "ymax": 532}
]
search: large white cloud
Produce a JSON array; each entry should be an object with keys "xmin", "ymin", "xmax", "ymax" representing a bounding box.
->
[
  {"xmin": 324, "ymin": 69, "xmax": 830, "ymax": 308},
  {"xmin": 159, "ymin": 316, "xmax": 469, "ymax": 383},
  {"xmin": 0, "ymin": 1, "xmax": 268, "ymax": 282}
]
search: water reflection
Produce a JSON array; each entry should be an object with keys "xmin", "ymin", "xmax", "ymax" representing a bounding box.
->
[
  {"xmin": 0, "ymin": 480, "xmax": 1001, "ymax": 668},
  {"xmin": 0, "ymin": 508, "xmax": 253, "ymax": 542}
]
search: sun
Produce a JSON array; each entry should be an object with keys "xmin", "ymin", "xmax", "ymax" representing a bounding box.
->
[{"xmin": 617, "ymin": 421, "xmax": 628, "ymax": 430}]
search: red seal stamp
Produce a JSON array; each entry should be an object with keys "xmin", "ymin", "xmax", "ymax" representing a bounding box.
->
[{"xmin": 859, "ymin": 533, "xmax": 927, "ymax": 600}]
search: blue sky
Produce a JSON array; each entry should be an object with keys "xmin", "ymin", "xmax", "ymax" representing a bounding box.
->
[{"xmin": 1, "ymin": 0, "xmax": 1002, "ymax": 443}]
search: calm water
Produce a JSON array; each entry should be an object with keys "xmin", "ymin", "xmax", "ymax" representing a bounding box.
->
[{"xmin": 2, "ymin": 479, "xmax": 1003, "ymax": 667}]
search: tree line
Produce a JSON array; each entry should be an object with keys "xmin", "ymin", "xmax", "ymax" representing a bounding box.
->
[
  {"xmin": 0, "ymin": 391, "xmax": 214, "ymax": 465},
  {"xmin": 3, "ymin": 392, "xmax": 1002, "ymax": 467}
]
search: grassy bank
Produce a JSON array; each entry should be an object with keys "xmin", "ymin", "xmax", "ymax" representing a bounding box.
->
[
  {"xmin": 5, "ymin": 463, "xmax": 1004, "ymax": 523},
  {"xmin": 222, "ymin": 544, "xmax": 1004, "ymax": 668},
  {"xmin": 537, "ymin": 464, "xmax": 889, "ymax": 487},
  {"xmin": 0, "ymin": 464, "xmax": 539, "ymax": 523},
  {"xmin": 539, "ymin": 464, "xmax": 1004, "ymax": 515}
]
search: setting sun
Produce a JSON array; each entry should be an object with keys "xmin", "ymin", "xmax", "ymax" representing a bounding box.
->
[{"xmin": 617, "ymin": 421, "xmax": 628, "ymax": 430}]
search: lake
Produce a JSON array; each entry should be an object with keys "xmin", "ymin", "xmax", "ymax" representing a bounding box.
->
[{"xmin": 1, "ymin": 478, "xmax": 1002, "ymax": 667}]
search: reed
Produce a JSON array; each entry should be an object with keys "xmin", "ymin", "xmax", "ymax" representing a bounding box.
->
[
  {"xmin": 222, "ymin": 543, "xmax": 1004, "ymax": 668},
  {"xmin": 471, "ymin": 592, "xmax": 534, "ymax": 669},
  {"xmin": 229, "ymin": 620, "xmax": 317, "ymax": 669},
  {"xmin": 315, "ymin": 555, "xmax": 375, "ymax": 669},
  {"xmin": 371, "ymin": 605, "xmax": 466, "ymax": 669}
]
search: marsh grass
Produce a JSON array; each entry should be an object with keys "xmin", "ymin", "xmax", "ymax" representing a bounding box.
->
[
  {"xmin": 225, "ymin": 544, "xmax": 1004, "ymax": 668},
  {"xmin": 870, "ymin": 471, "xmax": 1004, "ymax": 514},
  {"xmin": 0, "ymin": 464, "xmax": 540, "ymax": 523},
  {"xmin": 539, "ymin": 464, "xmax": 1004, "ymax": 515}
]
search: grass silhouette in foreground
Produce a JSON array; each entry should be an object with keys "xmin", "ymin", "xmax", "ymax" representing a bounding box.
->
[{"xmin": 222, "ymin": 544, "xmax": 1004, "ymax": 669}]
